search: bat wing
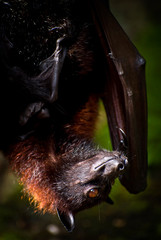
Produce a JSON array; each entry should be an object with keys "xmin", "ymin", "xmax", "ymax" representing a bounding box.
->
[{"xmin": 89, "ymin": 0, "xmax": 147, "ymax": 193}]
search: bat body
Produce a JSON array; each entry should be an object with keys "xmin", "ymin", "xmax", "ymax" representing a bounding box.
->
[{"xmin": 0, "ymin": 0, "xmax": 147, "ymax": 232}]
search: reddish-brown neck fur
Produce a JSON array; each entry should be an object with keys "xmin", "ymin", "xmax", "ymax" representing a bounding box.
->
[{"xmin": 8, "ymin": 96, "xmax": 99, "ymax": 213}]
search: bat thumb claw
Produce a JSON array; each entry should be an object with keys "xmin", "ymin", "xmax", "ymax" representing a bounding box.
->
[{"xmin": 118, "ymin": 128, "xmax": 128, "ymax": 152}]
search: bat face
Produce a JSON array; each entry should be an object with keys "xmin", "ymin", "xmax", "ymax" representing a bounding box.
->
[
  {"xmin": 54, "ymin": 150, "xmax": 128, "ymax": 231},
  {"xmin": 9, "ymin": 135, "xmax": 128, "ymax": 232}
]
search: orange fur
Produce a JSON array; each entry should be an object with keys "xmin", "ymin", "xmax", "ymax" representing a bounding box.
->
[
  {"xmin": 8, "ymin": 95, "xmax": 99, "ymax": 213},
  {"xmin": 64, "ymin": 95, "xmax": 99, "ymax": 138},
  {"xmin": 9, "ymin": 136, "xmax": 58, "ymax": 213}
]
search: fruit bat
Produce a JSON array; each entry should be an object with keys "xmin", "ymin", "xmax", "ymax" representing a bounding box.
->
[{"xmin": 0, "ymin": 0, "xmax": 147, "ymax": 232}]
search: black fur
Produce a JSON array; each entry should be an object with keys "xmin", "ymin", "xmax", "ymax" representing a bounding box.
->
[{"xmin": 0, "ymin": 0, "xmax": 128, "ymax": 232}]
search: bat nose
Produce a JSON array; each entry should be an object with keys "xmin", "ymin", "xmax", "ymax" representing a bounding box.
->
[
  {"xmin": 104, "ymin": 157, "xmax": 128, "ymax": 175},
  {"xmin": 117, "ymin": 158, "xmax": 128, "ymax": 172}
]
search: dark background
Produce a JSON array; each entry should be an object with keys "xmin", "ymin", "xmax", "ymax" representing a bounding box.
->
[{"xmin": 0, "ymin": 0, "xmax": 161, "ymax": 239}]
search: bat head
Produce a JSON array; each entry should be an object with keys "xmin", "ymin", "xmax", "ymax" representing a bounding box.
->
[{"xmin": 54, "ymin": 150, "xmax": 128, "ymax": 231}]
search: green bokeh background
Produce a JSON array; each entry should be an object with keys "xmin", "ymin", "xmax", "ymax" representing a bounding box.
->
[{"xmin": 0, "ymin": 0, "xmax": 161, "ymax": 239}]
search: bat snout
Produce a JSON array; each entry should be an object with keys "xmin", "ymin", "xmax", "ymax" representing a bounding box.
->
[
  {"xmin": 92, "ymin": 153, "xmax": 128, "ymax": 177},
  {"xmin": 104, "ymin": 157, "xmax": 128, "ymax": 177}
]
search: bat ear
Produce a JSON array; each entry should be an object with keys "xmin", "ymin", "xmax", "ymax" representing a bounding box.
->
[
  {"xmin": 106, "ymin": 196, "xmax": 114, "ymax": 205},
  {"xmin": 57, "ymin": 208, "xmax": 75, "ymax": 232}
]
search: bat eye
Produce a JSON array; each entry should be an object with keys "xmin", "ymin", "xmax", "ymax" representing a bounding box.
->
[{"xmin": 87, "ymin": 188, "xmax": 99, "ymax": 198}]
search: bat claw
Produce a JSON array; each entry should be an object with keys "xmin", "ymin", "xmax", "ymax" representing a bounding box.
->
[{"xmin": 118, "ymin": 128, "xmax": 128, "ymax": 153}]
